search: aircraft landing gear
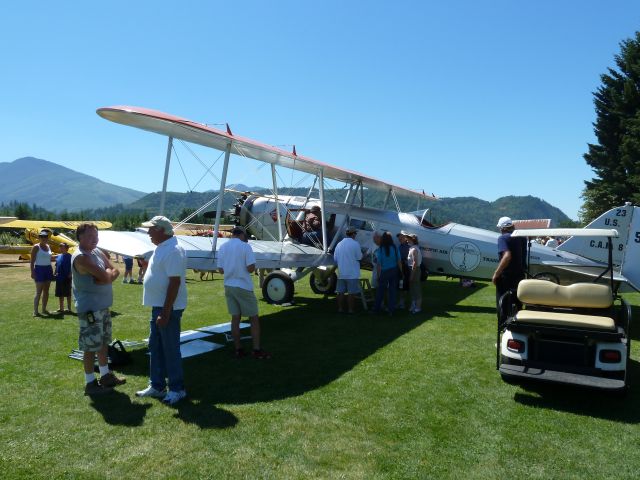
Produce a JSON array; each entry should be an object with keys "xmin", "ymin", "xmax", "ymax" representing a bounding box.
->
[
  {"xmin": 309, "ymin": 271, "xmax": 337, "ymax": 295},
  {"xmin": 262, "ymin": 270, "xmax": 294, "ymax": 304}
]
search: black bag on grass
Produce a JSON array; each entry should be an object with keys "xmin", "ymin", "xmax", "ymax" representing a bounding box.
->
[{"xmin": 108, "ymin": 340, "xmax": 132, "ymax": 366}]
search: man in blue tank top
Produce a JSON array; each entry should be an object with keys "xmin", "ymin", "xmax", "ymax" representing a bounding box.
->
[{"xmin": 72, "ymin": 223, "xmax": 123, "ymax": 396}]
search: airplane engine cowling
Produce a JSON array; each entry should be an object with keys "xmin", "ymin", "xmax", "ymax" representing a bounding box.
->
[{"xmin": 239, "ymin": 194, "xmax": 309, "ymax": 240}]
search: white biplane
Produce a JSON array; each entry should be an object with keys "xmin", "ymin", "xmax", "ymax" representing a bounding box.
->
[{"xmin": 95, "ymin": 106, "xmax": 640, "ymax": 304}]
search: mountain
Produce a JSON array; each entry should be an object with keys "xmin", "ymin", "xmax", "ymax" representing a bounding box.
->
[
  {"xmin": 0, "ymin": 157, "xmax": 147, "ymax": 211},
  {"xmin": 427, "ymin": 195, "xmax": 573, "ymax": 230}
]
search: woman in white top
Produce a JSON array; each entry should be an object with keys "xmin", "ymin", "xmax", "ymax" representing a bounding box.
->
[
  {"xmin": 407, "ymin": 234, "xmax": 423, "ymax": 314},
  {"xmin": 30, "ymin": 229, "xmax": 55, "ymax": 316}
]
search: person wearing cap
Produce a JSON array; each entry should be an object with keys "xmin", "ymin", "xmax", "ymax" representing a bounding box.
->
[
  {"xmin": 406, "ymin": 234, "xmax": 423, "ymax": 314},
  {"xmin": 30, "ymin": 229, "xmax": 55, "ymax": 316},
  {"xmin": 396, "ymin": 231, "xmax": 411, "ymax": 309},
  {"xmin": 54, "ymin": 242, "xmax": 73, "ymax": 314},
  {"xmin": 72, "ymin": 223, "xmax": 124, "ymax": 396},
  {"xmin": 492, "ymin": 216, "xmax": 527, "ymax": 309},
  {"xmin": 333, "ymin": 227, "xmax": 363, "ymax": 314},
  {"xmin": 136, "ymin": 216, "xmax": 188, "ymax": 405},
  {"xmin": 301, "ymin": 205, "xmax": 323, "ymax": 247},
  {"xmin": 218, "ymin": 226, "xmax": 271, "ymax": 359}
]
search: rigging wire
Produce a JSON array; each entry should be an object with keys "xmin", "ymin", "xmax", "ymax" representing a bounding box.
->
[{"xmin": 171, "ymin": 145, "xmax": 193, "ymax": 192}]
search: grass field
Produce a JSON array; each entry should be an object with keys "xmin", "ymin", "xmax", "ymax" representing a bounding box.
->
[{"xmin": 1, "ymin": 256, "xmax": 639, "ymax": 479}]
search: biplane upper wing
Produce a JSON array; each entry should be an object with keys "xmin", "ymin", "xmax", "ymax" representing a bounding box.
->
[
  {"xmin": 0, "ymin": 220, "xmax": 112, "ymax": 230},
  {"xmin": 97, "ymin": 106, "xmax": 436, "ymax": 202}
]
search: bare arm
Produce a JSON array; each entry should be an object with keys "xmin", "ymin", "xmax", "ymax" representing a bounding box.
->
[
  {"xmin": 74, "ymin": 254, "xmax": 119, "ymax": 284},
  {"xmin": 492, "ymin": 250, "xmax": 512, "ymax": 285},
  {"xmin": 30, "ymin": 245, "xmax": 38, "ymax": 279},
  {"xmin": 247, "ymin": 263, "xmax": 256, "ymax": 274}
]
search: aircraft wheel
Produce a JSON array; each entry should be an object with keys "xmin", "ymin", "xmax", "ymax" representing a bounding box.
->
[
  {"xmin": 533, "ymin": 272, "xmax": 560, "ymax": 284},
  {"xmin": 309, "ymin": 271, "xmax": 337, "ymax": 295},
  {"xmin": 262, "ymin": 270, "xmax": 294, "ymax": 304}
]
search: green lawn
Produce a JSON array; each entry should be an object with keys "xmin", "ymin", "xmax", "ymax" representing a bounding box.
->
[{"xmin": 1, "ymin": 258, "xmax": 639, "ymax": 479}]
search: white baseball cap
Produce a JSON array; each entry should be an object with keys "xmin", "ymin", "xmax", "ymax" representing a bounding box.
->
[
  {"xmin": 496, "ymin": 216, "xmax": 513, "ymax": 229},
  {"xmin": 141, "ymin": 216, "xmax": 174, "ymax": 235}
]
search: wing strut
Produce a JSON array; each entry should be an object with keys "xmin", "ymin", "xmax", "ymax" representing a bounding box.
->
[
  {"xmin": 318, "ymin": 169, "xmax": 328, "ymax": 252},
  {"xmin": 160, "ymin": 136, "xmax": 174, "ymax": 215},
  {"xmin": 271, "ymin": 164, "xmax": 283, "ymax": 242},
  {"xmin": 212, "ymin": 142, "xmax": 232, "ymax": 253}
]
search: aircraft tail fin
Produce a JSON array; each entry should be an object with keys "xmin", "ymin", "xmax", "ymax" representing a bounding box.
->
[{"xmin": 557, "ymin": 204, "xmax": 640, "ymax": 291}]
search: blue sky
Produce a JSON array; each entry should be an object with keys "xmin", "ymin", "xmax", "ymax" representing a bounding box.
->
[{"xmin": 2, "ymin": 1, "xmax": 639, "ymax": 219}]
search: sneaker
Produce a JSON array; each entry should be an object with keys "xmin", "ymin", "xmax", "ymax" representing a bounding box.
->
[
  {"xmin": 84, "ymin": 379, "xmax": 113, "ymax": 396},
  {"xmin": 100, "ymin": 372, "xmax": 126, "ymax": 387},
  {"xmin": 411, "ymin": 309, "xmax": 422, "ymax": 314},
  {"xmin": 234, "ymin": 348, "xmax": 247, "ymax": 358},
  {"xmin": 135, "ymin": 385, "xmax": 166, "ymax": 398},
  {"xmin": 252, "ymin": 349, "xmax": 272, "ymax": 360},
  {"xmin": 162, "ymin": 390, "xmax": 187, "ymax": 405}
]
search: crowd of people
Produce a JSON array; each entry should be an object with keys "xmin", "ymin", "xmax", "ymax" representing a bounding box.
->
[
  {"xmin": 27, "ymin": 213, "xmax": 527, "ymax": 403},
  {"xmin": 334, "ymin": 229, "xmax": 424, "ymax": 316}
]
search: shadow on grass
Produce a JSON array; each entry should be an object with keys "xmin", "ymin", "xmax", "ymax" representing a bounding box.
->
[
  {"xmin": 89, "ymin": 390, "xmax": 152, "ymax": 426},
  {"xmin": 173, "ymin": 400, "xmax": 238, "ymax": 429},
  {"xmin": 512, "ymin": 359, "xmax": 640, "ymax": 424}
]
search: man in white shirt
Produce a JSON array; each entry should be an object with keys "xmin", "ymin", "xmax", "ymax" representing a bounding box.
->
[
  {"xmin": 135, "ymin": 216, "xmax": 188, "ymax": 406},
  {"xmin": 218, "ymin": 227, "xmax": 271, "ymax": 359},
  {"xmin": 333, "ymin": 227, "xmax": 363, "ymax": 314}
]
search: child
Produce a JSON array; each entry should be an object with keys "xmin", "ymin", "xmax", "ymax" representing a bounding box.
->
[{"xmin": 54, "ymin": 242, "xmax": 73, "ymax": 313}]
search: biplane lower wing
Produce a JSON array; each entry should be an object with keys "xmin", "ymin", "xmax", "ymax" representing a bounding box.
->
[{"xmin": 97, "ymin": 231, "xmax": 334, "ymax": 271}]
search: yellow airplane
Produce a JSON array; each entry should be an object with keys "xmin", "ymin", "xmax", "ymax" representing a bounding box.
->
[{"xmin": 0, "ymin": 218, "xmax": 112, "ymax": 258}]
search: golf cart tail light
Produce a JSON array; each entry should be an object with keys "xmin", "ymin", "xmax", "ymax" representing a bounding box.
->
[
  {"xmin": 507, "ymin": 339, "xmax": 525, "ymax": 353},
  {"xmin": 599, "ymin": 350, "xmax": 621, "ymax": 363}
]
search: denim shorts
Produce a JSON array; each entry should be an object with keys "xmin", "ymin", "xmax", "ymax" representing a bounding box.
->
[
  {"xmin": 336, "ymin": 278, "xmax": 361, "ymax": 294},
  {"xmin": 78, "ymin": 308, "xmax": 112, "ymax": 352},
  {"xmin": 34, "ymin": 265, "xmax": 54, "ymax": 283}
]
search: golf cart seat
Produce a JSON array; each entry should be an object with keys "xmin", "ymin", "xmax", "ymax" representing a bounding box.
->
[{"xmin": 514, "ymin": 280, "xmax": 615, "ymax": 331}]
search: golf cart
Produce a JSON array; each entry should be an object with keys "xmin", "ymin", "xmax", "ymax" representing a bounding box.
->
[{"xmin": 497, "ymin": 228, "xmax": 632, "ymax": 392}]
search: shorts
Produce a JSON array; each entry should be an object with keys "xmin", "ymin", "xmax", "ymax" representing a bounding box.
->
[
  {"xmin": 336, "ymin": 278, "xmax": 361, "ymax": 294},
  {"xmin": 225, "ymin": 286, "xmax": 259, "ymax": 317},
  {"xmin": 34, "ymin": 265, "xmax": 54, "ymax": 283},
  {"xmin": 123, "ymin": 258, "xmax": 134, "ymax": 270},
  {"xmin": 55, "ymin": 277, "xmax": 72, "ymax": 297},
  {"xmin": 78, "ymin": 308, "xmax": 112, "ymax": 352}
]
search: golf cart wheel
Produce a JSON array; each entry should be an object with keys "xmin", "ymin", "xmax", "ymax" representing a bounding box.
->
[
  {"xmin": 262, "ymin": 270, "xmax": 294, "ymax": 304},
  {"xmin": 533, "ymin": 272, "xmax": 560, "ymax": 284},
  {"xmin": 309, "ymin": 271, "xmax": 337, "ymax": 295}
]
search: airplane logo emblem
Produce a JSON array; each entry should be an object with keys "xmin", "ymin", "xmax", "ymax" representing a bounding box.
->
[{"xmin": 449, "ymin": 241, "xmax": 482, "ymax": 272}]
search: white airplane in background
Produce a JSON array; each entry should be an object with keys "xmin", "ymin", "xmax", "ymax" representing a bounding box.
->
[{"xmin": 95, "ymin": 106, "xmax": 640, "ymax": 304}]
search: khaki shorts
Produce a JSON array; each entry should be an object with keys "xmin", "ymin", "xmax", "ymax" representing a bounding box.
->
[
  {"xmin": 78, "ymin": 308, "xmax": 112, "ymax": 352},
  {"xmin": 225, "ymin": 286, "xmax": 259, "ymax": 317}
]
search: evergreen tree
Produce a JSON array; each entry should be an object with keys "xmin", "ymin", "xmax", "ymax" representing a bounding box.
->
[{"xmin": 582, "ymin": 32, "xmax": 640, "ymax": 221}]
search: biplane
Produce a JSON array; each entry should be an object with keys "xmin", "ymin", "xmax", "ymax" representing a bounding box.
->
[
  {"xmin": 95, "ymin": 106, "xmax": 640, "ymax": 304},
  {"xmin": 0, "ymin": 218, "xmax": 112, "ymax": 258}
]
